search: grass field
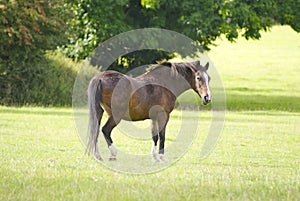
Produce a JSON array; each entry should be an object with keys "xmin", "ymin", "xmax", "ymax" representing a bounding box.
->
[
  {"xmin": 210, "ymin": 25, "xmax": 300, "ymax": 112},
  {"xmin": 1, "ymin": 26, "xmax": 300, "ymax": 200}
]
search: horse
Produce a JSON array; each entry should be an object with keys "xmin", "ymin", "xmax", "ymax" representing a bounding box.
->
[{"xmin": 87, "ymin": 60, "xmax": 211, "ymax": 162}]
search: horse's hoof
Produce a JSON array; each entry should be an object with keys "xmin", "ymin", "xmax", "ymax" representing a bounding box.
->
[
  {"xmin": 109, "ymin": 156, "xmax": 117, "ymax": 161},
  {"xmin": 109, "ymin": 144, "xmax": 118, "ymax": 156},
  {"xmin": 94, "ymin": 154, "xmax": 103, "ymax": 161},
  {"xmin": 151, "ymin": 152, "xmax": 160, "ymax": 163},
  {"xmin": 159, "ymin": 154, "xmax": 168, "ymax": 162},
  {"xmin": 152, "ymin": 157, "xmax": 160, "ymax": 163}
]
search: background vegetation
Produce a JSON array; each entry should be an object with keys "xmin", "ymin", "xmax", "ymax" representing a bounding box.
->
[
  {"xmin": 0, "ymin": 0, "xmax": 300, "ymax": 105},
  {"xmin": 0, "ymin": 0, "xmax": 68, "ymax": 105}
]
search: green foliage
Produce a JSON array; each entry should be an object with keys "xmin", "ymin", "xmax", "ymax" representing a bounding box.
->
[
  {"xmin": 0, "ymin": 0, "xmax": 69, "ymax": 105},
  {"xmin": 0, "ymin": 52, "xmax": 80, "ymax": 106},
  {"xmin": 63, "ymin": 0, "xmax": 300, "ymax": 70},
  {"xmin": 0, "ymin": 0, "xmax": 67, "ymax": 60},
  {"xmin": 275, "ymin": 0, "xmax": 300, "ymax": 32},
  {"xmin": 62, "ymin": 0, "xmax": 130, "ymax": 59}
]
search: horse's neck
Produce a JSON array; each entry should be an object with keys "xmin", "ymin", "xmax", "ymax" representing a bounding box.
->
[
  {"xmin": 172, "ymin": 76, "xmax": 192, "ymax": 97},
  {"xmin": 159, "ymin": 74, "xmax": 192, "ymax": 97},
  {"xmin": 141, "ymin": 68, "xmax": 192, "ymax": 97}
]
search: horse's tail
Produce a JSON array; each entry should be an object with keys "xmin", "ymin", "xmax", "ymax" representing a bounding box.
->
[{"xmin": 87, "ymin": 77, "xmax": 103, "ymax": 155}]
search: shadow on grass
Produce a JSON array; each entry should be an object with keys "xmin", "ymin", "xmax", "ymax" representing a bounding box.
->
[
  {"xmin": 0, "ymin": 107, "xmax": 71, "ymax": 116},
  {"xmin": 226, "ymin": 94, "xmax": 300, "ymax": 112}
]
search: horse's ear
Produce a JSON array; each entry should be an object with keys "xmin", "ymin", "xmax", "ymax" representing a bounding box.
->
[
  {"xmin": 194, "ymin": 60, "xmax": 201, "ymax": 67},
  {"xmin": 191, "ymin": 60, "xmax": 201, "ymax": 69},
  {"xmin": 204, "ymin": 62, "xmax": 209, "ymax": 71}
]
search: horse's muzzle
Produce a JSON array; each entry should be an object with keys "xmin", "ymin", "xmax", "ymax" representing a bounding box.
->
[{"xmin": 202, "ymin": 95, "xmax": 211, "ymax": 105}]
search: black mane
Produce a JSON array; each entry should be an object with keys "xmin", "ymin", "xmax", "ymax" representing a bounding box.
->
[{"xmin": 148, "ymin": 60, "xmax": 197, "ymax": 78}]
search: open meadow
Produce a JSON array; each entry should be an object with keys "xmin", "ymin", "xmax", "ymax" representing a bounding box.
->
[{"xmin": 1, "ymin": 26, "xmax": 300, "ymax": 200}]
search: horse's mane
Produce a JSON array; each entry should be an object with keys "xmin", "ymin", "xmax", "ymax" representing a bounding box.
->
[{"xmin": 148, "ymin": 59, "xmax": 197, "ymax": 78}]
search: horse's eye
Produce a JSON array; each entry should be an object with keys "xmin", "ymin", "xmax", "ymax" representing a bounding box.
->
[{"xmin": 197, "ymin": 76, "xmax": 201, "ymax": 81}]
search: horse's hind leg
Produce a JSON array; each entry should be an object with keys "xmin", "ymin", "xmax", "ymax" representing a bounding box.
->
[{"xmin": 102, "ymin": 116, "xmax": 119, "ymax": 160}]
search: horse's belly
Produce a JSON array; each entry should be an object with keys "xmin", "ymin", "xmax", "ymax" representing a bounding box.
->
[{"xmin": 124, "ymin": 106, "xmax": 150, "ymax": 121}]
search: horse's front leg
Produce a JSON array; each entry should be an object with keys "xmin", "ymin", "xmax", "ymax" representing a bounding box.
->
[
  {"xmin": 158, "ymin": 127, "xmax": 168, "ymax": 162},
  {"xmin": 151, "ymin": 120, "xmax": 160, "ymax": 162},
  {"xmin": 158, "ymin": 114, "xmax": 169, "ymax": 162}
]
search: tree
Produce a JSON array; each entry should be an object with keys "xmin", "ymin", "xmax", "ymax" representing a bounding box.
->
[
  {"xmin": 63, "ymin": 0, "xmax": 300, "ymax": 71},
  {"xmin": 0, "ymin": 0, "xmax": 67, "ymax": 104}
]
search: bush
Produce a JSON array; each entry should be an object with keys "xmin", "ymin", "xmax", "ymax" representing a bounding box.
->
[{"xmin": 0, "ymin": 52, "xmax": 80, "ymax": 106}]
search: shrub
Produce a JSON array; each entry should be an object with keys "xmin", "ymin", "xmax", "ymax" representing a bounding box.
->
[{"xmin": 0, "ymin": 52, "xmax": 80, "ymax": 106}]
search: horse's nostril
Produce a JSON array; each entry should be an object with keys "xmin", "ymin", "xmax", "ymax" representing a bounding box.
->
[{"xmin": 204, "ymin": 95, "xmax": 210, "ymax": 102}]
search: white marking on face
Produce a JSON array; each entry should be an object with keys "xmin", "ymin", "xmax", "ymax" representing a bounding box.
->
[{"xmin": 202, "ymin": 72, "xmax": 211, "ymax": 98}]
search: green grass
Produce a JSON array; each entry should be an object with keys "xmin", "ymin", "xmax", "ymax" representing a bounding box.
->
[
  {"xmin": 0, "ymin": 107, "xmax": 299, "ymax": 200},
  {"xmin": 1, "ymin": 26, "xmax": 300, "ymax": 200},
  {"xmin": 210, "ymin": 25, "xmax": 300, "ymax": 111}
]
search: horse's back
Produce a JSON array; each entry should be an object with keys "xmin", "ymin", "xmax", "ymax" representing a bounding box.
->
[{"xmin": 94, "ymin": 70, "xmax": 176, "ymax": 121}]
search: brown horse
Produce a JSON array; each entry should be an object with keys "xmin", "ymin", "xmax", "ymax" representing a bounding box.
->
[{"xmin": 87, "ymin": 60, "xmax": 211, "ymax": 162}]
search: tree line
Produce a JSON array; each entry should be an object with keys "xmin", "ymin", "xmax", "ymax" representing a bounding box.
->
[{"xmin": 0, "ymin": 0, "xmax": 299, "ymax": 105}]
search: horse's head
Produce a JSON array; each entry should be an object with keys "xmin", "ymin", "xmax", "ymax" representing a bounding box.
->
[{"xmin": 192, "ymin": 61, "xmax": 212, "ymax": 105}]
